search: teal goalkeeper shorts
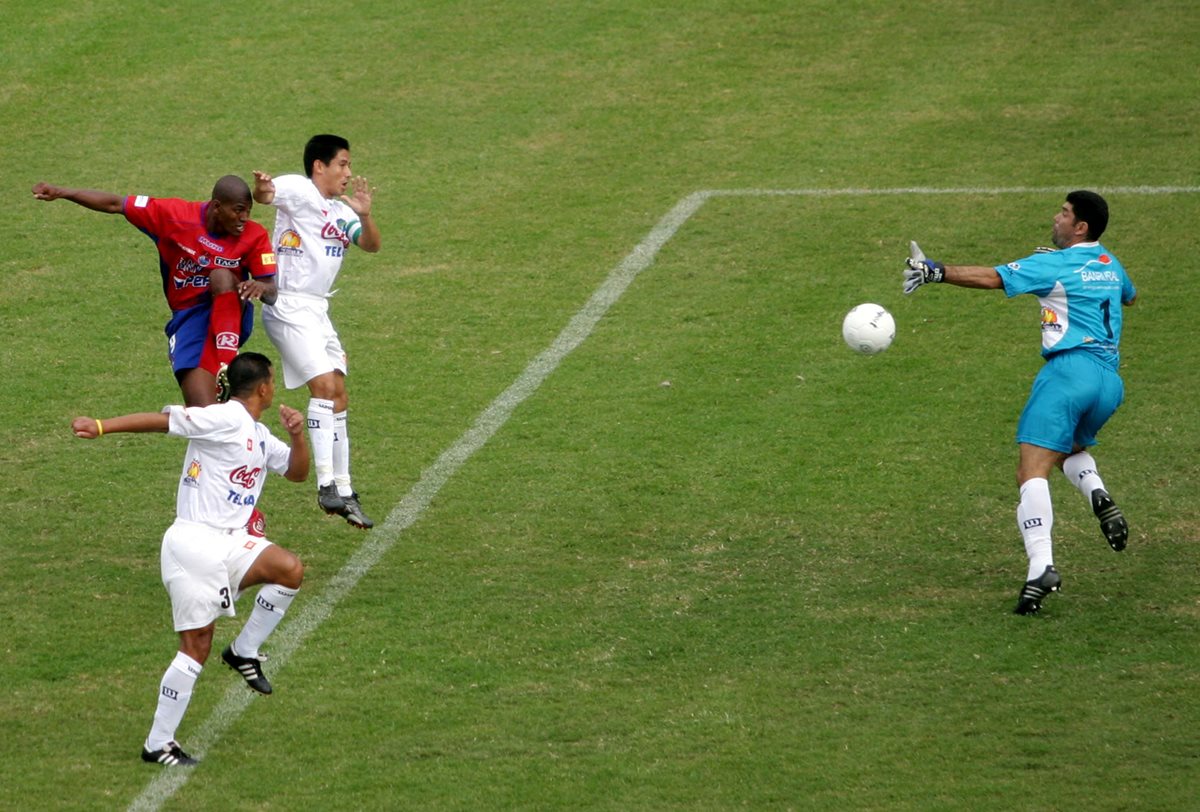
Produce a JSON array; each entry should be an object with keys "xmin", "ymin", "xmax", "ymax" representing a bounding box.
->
[{"xmin": 1016, "ymin": 349, "xmax": 1125, "ymax": 453}]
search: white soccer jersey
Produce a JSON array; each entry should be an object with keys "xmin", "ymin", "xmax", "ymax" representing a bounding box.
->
[
  {"xmin": 166, "ymin": 402, "xmax": 293, "ymax": 530},
  {"xmin": 267, "ymin": 174, "xmax": 363, "ymax": 297}
]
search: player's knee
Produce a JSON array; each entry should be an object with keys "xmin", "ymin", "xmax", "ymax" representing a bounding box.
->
[
  {"xmin": 279, "ymin": 551, "xmax": 305, "ymax": 589},
  {"xmin": 179, "ymin": 626, "xmax": 214, "ymax": 664},
  {"xmin": 307, "ymin": 375, "xmax": 338, "ymax": 400},
  {"xmin": 208, "ymin": 267, "xmax": 238, "ymax": 293}
]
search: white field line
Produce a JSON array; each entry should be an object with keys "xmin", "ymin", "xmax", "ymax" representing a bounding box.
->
[
  {"xmin": 127, "ymin": 182, "xmax": 1196, "ymax": 810},
  {"xmin": 705, "ymin": 185, "xmax": 1200, "ymax": 197}
]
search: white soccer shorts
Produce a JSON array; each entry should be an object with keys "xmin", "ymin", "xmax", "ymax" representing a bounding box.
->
[
  {"xmin": 262, "ymin": 293, "xmax": 347, "ymax": 390},
  {"xmin": 160, "ymin": 519, "xmax": 273, "ymax": 632}
]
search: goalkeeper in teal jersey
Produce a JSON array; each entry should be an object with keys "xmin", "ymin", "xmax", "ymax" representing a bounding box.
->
[{"xmin": 902, "ymin": 190, "xmax": 1137, "ymax": 615}]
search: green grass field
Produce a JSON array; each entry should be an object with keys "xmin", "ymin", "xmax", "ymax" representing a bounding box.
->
[{"xmin": 2, "ymin": 1, "xmax": 1198, "ymax": 809}]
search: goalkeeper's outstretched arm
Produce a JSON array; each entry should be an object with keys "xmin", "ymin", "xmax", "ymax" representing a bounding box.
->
[
  {"xmin": 904, "ymin": 240, "xmax": 1002, "ymax": 293},
  {"xmin": 941, "ymin": 265, "xmax": 1003, "ymax": 290}
]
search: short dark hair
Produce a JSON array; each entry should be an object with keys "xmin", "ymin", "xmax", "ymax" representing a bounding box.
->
[
  {"xmin": 1066, "ymin": 190, "xmax": 1109, "ymax": 241},
  {"xmin": 303, "ymin": 134, "xmax": 351, "ymax": 177},
  {"xmin": 211, "ymin": 174, "xmax": 252, "ymax": 205},
  {"xmin": 227, "ymin": 352, "xmax": 273, "ymax": 397}
]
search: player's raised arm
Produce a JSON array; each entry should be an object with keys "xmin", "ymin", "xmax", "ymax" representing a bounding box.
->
[
  {"xmin": 277, "ymin": 404, "xmax": 311, "ymax": 483},
  {"xmin": 903, "ymin": 240, "xmax": 1002, "ymax": 293},
  {"xmin": 251, "ymin": 170, "xmax": 275, "ymax": 205},
  {"xmin": 71, "ymin": 412, "xmax": 170, "ymax": 439},
  {"xmin": 32, "ymin": 183, "xmax": 124, "ymax": 214},
  {"xmin": 342, "ymin": 176, "xmax": 382, "ymax": 253}
]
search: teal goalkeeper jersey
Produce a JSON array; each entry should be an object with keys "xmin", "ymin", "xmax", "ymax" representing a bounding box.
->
[{"xmin": 995, "ymin": 242, "xmax": 1136, "ymax": 371}]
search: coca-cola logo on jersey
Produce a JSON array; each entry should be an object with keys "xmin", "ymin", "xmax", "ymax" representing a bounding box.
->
[
  {"xmin": 229, "ymin": 465, "xmax": 263, "ymax": 489},
  {"xmin": 321, "ymin": 221, "xmax": 350, "ymax": 247}
]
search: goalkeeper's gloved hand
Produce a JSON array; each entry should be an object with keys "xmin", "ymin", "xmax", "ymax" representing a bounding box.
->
[{"xmin": 902, "ymin": 240, "xmax": 945, "ymax": 295}]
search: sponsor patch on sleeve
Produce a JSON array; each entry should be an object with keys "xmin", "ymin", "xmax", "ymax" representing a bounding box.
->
[
  {"xmin": 134, "ymin": 195, "xmax": 150, "ymax": 207},
  {"xmin": 261, "ymin": 252, "xmax": 276, "ymax": 265}
]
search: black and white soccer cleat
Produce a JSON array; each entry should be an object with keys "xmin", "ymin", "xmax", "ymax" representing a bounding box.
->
[
  {"xmin": 317, "ymin": 483, "xmax": 346, "ymax": 515},
  {"xmin": 141, "ymin": 740, "xmax": 199, "ymax": 767},
  {"xmin": 1014, "ymin": 565, "xmax": 1062, "ymax": 616},
  {"xmin": 339, "ymin": 493, "xmax": 375, "ymax": 529},
  {"xmin": 222, "ymin": 644, "xmax": 272, "ymax": 695},
  {"xmin": 1091, "ymin": 489, "xmax": 1128, "ymax": 552}
]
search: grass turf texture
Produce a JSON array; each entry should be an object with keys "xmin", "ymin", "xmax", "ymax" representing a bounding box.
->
[{"xmin": 2, "ymin": 1, "xmax": 1198, "ymax": 809}]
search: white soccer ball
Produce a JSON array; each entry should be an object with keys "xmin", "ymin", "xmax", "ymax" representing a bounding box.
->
[{"xmin": 842, "ymin": 303, "xmax": 895, "ymax": 355}]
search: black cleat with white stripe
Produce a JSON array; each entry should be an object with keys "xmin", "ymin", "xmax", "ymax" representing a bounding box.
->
[
  {"xmin": 1014, "ymin": 565, "xmax": 1062, "ymax": 616},
  {"xmin": 339, "ymin": 493, "xmax": 375, "ymax": 529},
  {"xmin": 222, "ymin": 644, "xmax": 273, "ymax": 695},
  {"xmin": 141, "ymin": 741, "xmax": 199, "ymax": 767},
  {"xmin": 1091, "ymin": 489, "xmax": 1128, "ymax": 552}
]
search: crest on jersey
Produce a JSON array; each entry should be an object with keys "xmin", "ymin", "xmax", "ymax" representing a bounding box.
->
[
  {"xmin": 184, "ymin": 459, "xmax": 202, "ymax": 486},
  {"xmin": 1040, "ymin": 306, "xmax": 1064, "ymax": 334},
  {"xmin": 277, "ymin": 229, "xmax": 303, "ymax": 256}
]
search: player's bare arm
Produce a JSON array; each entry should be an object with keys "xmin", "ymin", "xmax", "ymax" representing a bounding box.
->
[
  {"xmin": 32, "ymin": 183, "xmax": 123, "ymax": 213},
  {"xmin": 943, "ymin": 265, "xmax": 1004, "ymax": 290},
  {"xmin": 249, "ymin": 171, "xmax": 274, "ymax": 206},
  {"xmin": 71, "ymin": 412, "xmax": 170, "ymax": 439},
  {"xmin": 236, "ymin": 277, "xmax": 278, "ymax": 305},
  {"xmin": 903, "ymin": 242, "xmax": 1002, "ymax": 293},
  {"xmin": 278, "ymin": 404, "xmax": 311, "ymax": 482},
  {"xmin": 341, "ymin": 176, "xmax": 382, "ymax": 253},
  {"xmin": 211, "ymin": 264, "xmax": 277, "ymax": 306},
  {"xmin": 251, "ymin": 170, "xmax": 275, "ymax": 205}
]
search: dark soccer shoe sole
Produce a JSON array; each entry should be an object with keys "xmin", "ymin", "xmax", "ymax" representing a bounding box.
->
[{"xmin": 1091, "ymin": 490, "xmax": 1128, "ymax": 552}]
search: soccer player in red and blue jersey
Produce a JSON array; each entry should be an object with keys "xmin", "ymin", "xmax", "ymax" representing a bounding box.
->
[{"xmin": 32, "ymin": 176, "xmax": 278, "ymax": 406}]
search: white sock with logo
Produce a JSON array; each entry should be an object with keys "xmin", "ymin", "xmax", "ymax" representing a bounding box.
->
[
  {"xmin": 1062, "ymin": 451, "xmax": 1106, "ymax": 499},
  {"xmin": 145, "ymin": 651, "xmax": 202, "ymax": 751},
  {"xmin": 1017, "ymin": 478, "xmax": 1054, "ymax": 581},
  {"xmin": 333, "ymin": 410, "xmax": 352, "ymax": 497},
  {"xmin": 307, "ymin": 398, "xmax": 336, "ymax": 487},
  {"xmin": 232, "ymin": 584, "xmax": 298, "ymax": 659}
]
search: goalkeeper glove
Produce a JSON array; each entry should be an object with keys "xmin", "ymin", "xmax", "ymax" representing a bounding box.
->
[{"xmin": 903, "ymin": 240, "xmax": 945, "ymax": 294}]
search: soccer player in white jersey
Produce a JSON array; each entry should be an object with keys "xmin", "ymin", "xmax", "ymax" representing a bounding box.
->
[
  {"xmin": 252, "ymin": 134, "xmax": 382, "ymax": 529},
  {"xmin": 71, "ymin": 352, "xmax": 310, "ymax": 767},
  {"xmin": 902, "ymin": 190, "xmax": 1137, "ymax": 615}
]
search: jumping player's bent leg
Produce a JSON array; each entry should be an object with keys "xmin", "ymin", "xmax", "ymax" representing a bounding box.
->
[
  {"xmin": 223, "ymin": 545, "xmax": 303, "ymax": 695},
  {"xmin": 1062, "ymin": 450, "xmax": 1127, "ymax": 551}
]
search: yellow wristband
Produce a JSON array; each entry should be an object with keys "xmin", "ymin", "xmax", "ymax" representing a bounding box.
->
[{"xmin": 96, "ymin": 419, "xmax": 104, "ymax": 437}]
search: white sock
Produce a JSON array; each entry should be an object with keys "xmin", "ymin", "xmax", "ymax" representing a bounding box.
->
[
  {"xmin": 1062, "ymin": 451, "xmax": 1106, "ymax": 499},
  {"xmin": 145, "ymin": 651, "xmax": 202, "ymax": 751},
  {"xmin": 232, "ymin": 584, "xmax": 298, "ymax": 659},
  {"xmin": 333, "ymin": 410, "xmax": 352, "ymax": 497},
  {"xmin": 1017, "ymin": 478, "xmax": 1054, "ymax": 580},
  {"xmin": 307, "ymin": 398, "xmax": 336, "ymax": 487}
]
